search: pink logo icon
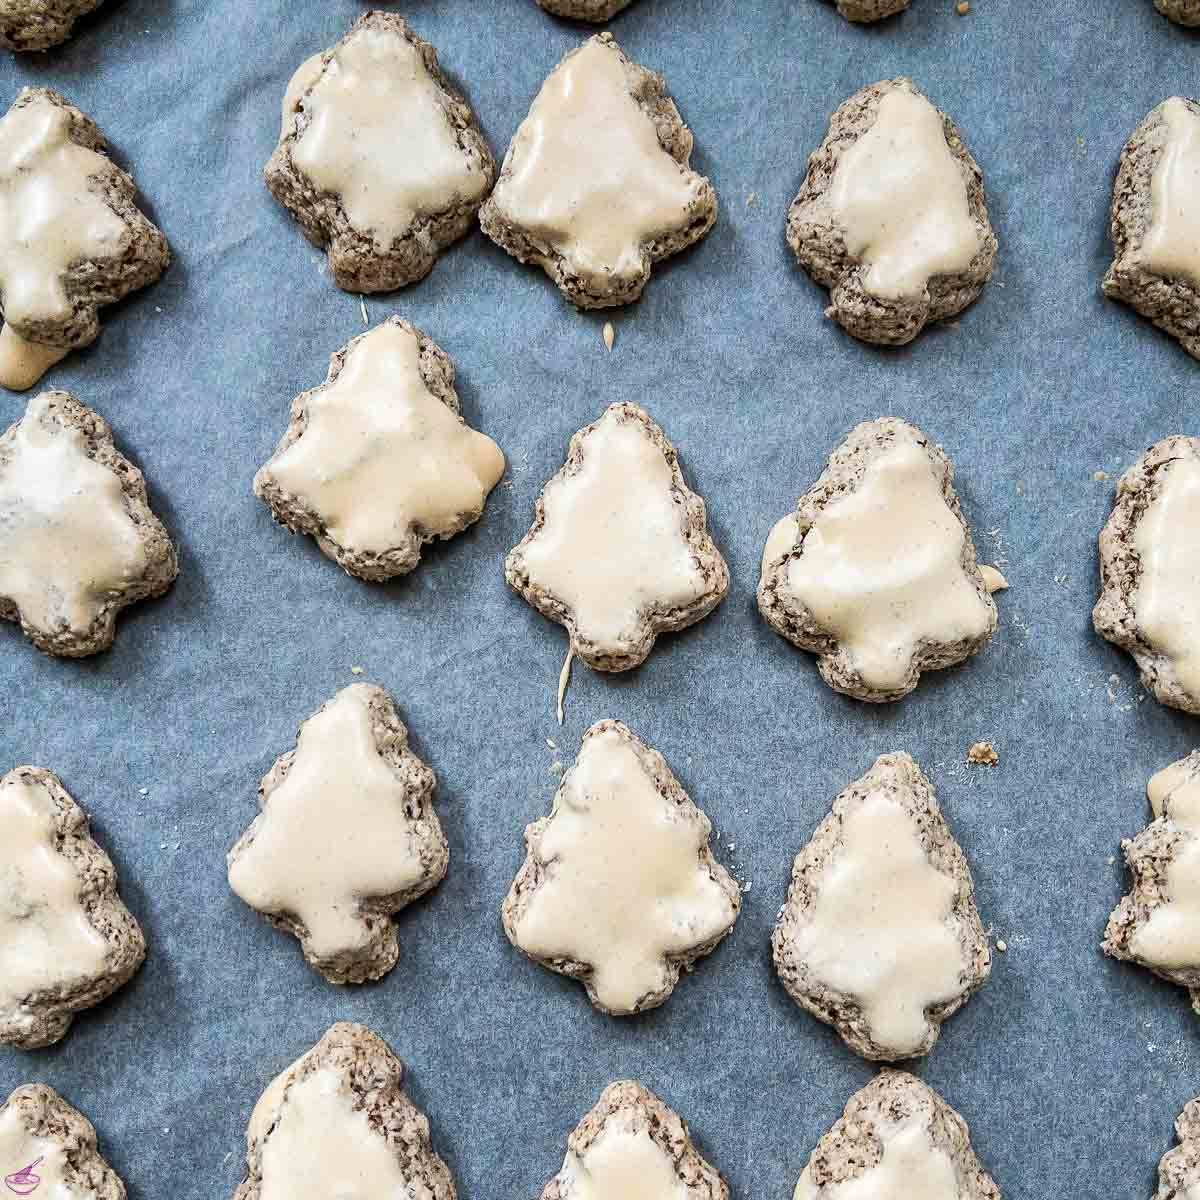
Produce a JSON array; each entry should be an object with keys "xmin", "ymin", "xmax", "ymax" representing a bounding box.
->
[{"xmin": 5, "ymin": 1158, "xmax": 43, "ymax": 1195}]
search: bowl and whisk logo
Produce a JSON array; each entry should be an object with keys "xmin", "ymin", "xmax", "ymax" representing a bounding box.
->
[{"xmin": 4, "ymin": 1158, "xmax": 43, "ymax": 1196}]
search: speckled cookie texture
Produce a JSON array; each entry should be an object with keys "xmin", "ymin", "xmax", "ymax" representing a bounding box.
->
[
  {"xmin": 506, "ymin": 402, "xmax": 728, "ymax": 672},
  {"xmin": 253, "ymin": 316, "xmax": 504, "ymax": 581},
  {"xmin": 1104, "ymin": 97, "xmax": 1200, "ymax": 360},
  {"xmin": 0, "ymin": 767, "xmax": 145, "ymax": 1050},
  {"xmin": 796, "ymin": 1072, "xmax": 1000, "ymax": 1200},
  {"xmin": 0, "ymin": 1, "xmax": 103, "ymax": 51},
  {"xmin": 1156, "ymin": 1098, "xmax": 1200, "ymax": 1199},
  {"xmin": 758, "ymin": 417, "xmax": 997, "ymax": 702},
  {"xmin": 536, "ymin": 0, "xmax": 634, "ymax": 18},
  {"xmin": 540, "ymin": 1081, "xmax": 727, "ymax": 1200},
  {"xmin": 265, "ymin": 12, "xmax": 494, "ymax": 295},
  {"xmin": 227, "ymin": 684, "xmax": 449, "ymax": 985},
  {"xmin": 234, "ymin": 1023, "xmax": 455, "ymax": 1200},
  {"xmin": 502, "ymin": 720, "xmax": 740, "ymax": 1016},
  {"xmin": 787, "ymin": 77, "xmax": 996, "ymax": 345},
  {"xmin": 1094, "ymin": 437, "xmax": 1200, "ymax": 715},
  {"xmin": 1154, "ymin": 0, "xmax": 1200, "ymax": 27},
  {"xmin": 0, "ymin": 391, "xmax": 177, "ymax": 658},
  {"xmin": 0, "ymin": 1086, "xmax": 126, "ymax": 1200},
  {"xmin": 773, "ymin": 752, "xmax": 990, "ymax": 1062},
  {"xmin": 480, "ymin": 34, "xmax": 716, "ymax": 309},
  {"xmin": 832, "ymin": 0, "xmax": 911, "ymax": 20}
]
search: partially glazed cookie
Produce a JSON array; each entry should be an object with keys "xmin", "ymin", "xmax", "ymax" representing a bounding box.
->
[
  {"xmin": 254, "ymin": 317, "xmax": 504, "ymax": 581},
  {"xmin": 536, "ymin": 0, "xmax": 635, "ymax": 18},
  {"xmin": 266, "ymin": 12, "xmax": 495, "ymax": 294},
  {"xmin": 234, "ymin": 1023, "xmax": 455, "ymax": 1200},
  {"xmin": 1153, "ymin": 0, "xmax": 1200, "ymax": 27},
  {"xmin": 797, "ymin": 1072, "xmax": 1000, "ymax": 1200},
  {"xmin": 1104, "ymin": 97, "xmax": 1200, "ymax": 360},
  {"xmin": 0, "ymin": 767, "xmax": 145, "ymax": 1049},
  {"xmin": 503, "ymin": 720, "xmax": 740, "ymax": 1016},
  {"xmin": 539, "ymin": 1081, "xmax": 727, "ymax": 1200},
  {"xmin": 506, "ymin": 403, "xmax": 728, "ymax": 672},
  {"xmin": 227, "ymin": 684, "xmax": 449, "ymax": 984},
  {"xmin": 0, "ymin": 1, "xmax": 104, "ymax": 50},
  {"xmin": 773, "ymin": 753, "xmax": 989, "ymax": 1061},
  {"xmin": 787, "ymin": 78, "xmax": 996, "ymax": 345},
  {"xmin": 1094, "ymin": 437, "xmax": 1200, "ymax": 714},
  {"xmin": 1104, "ymin": 753, "xmax": 1200, "ymax": 1013},
  {"xmin": 758, "ymin": 418, "xmax": 996, "ymax": 702},
  {"xmin": 480, "ymin": 34, "xmax": 716, "ymax": 309},
  {"xmin": 1155, "ymin": 1097, "xmax": 1200, "ymax": 1199},
  {"xmin": 831, "ymin": 0, "xmax": 911, "ymax": 21},
  {"xmin": 0, "ymin": 391, "xmax": 178, "ymax": 657},
  {"xmin": 0, "ymin": 88, "xmax": 168, "ymax": 389}
]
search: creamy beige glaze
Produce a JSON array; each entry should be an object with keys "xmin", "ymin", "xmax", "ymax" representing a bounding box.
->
[
  {"xmin": 1134, "ymin": 458, "xmax": 1200, "ymax": 700},
  {"xmin": 0, "ymin": 393, "xmax": 147, "ymax": 639},
  {"xmin": 979, "ymin": 564, "xmax": 1008, "ymax": 593},
  {"xmin": 265, "ymin": 322, "xmax": 504, "ymax": 556},
  {"xmin": 1149, "ymin": 757, "xmax": 1200, "ymax": 823},
  {"xmin": 559, "ymin": 1117, "xmax": 687, "ymax": 1200},
  {"xmin": 792, "ymin": 790, "xmax": 963, "ymax": 1055},
  {"xmin": 794, "ymin": 1120, "xmax": 958, "ymax": 1200},
  {"xmin": 280, "ymin": 52, "xmax": 326, "ymax": 138},
  {"xmin": 290, "ymin": 26, "xmax": 490, "ymax": 247},
  {"xmin": 0, "ymin": 1107, "xmax": 83, "ymax": 1200},
  {"xmin": 1138, "ymin": 98, "xmax": 1200, "ymax": 287},
  {"xmin": 513, "ymin": 725, "xmax": 734, "ymax": 1014},
  {"xmin": 0, "ymin": 94, "xmax": 127, "ymax": 333},
  {"xmin": 518, "ymin": 409, "xmax": 705, "ymax": 652},
  {"xmin": 0, "ymin": 325, "xmax": 67, "ymax": 392},
  {"xmin": 253, "ymin": 1069, "xmax": 415, "ymax": 1200},
  {"xmin": 0, "ymin": 774, "xmax": 107, "ymax": 1036},
  {"xmin": 828, "ymin": 89, "xmax": 980, "ymax": 301},
  {"xmin": 761, "ymin": 512, "xmax": 800, "ymax": 576},
  {"xmin": 779, "ymin": 431, "xmax": 992, "ymax": 692},
  {"xmin": 490, "ymin": 39, "xmax": 703, "ymax": 288},
  {"xmin": 228, "ymin": 685, "xmax": 429, "ymax": 961}
]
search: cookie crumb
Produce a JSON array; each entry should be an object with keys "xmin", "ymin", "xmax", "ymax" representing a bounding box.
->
[
  {"xmin": 1107, "ymin": 855, "xmax": 1116, "ymax": 866},
  {"xmin": 556, "ymin": 646, "xmax": 575, "ymax": 726},
  {"xmin": 602, "ymin": 321, "xmax": 615, "ymax": 352},
  {"xmin": 741, "ymin": 881, "xmax": 752, "ymax": 893},
  {"xmin": 350, "ymin": 665, "xmax": 365, "ymax": 675},
  {"xmin": 1093, "ymin": 469, "xmax": 1108, "ymax": 482},
  {"xmin": 979, "ymin": 564, "xmax": 1008, "ymax": 593},
  {"xmin": 138, "ymin": 787, "xmax": 149, "ymax": 796},
  {"xmin": 546, "ymin": 737, "xmax": 557, "ymax": 750},
  {"xmin": 746, "ymin": 191, "xmax": 757, "ymax": 207},
  {"xmin": 995, "ymin": 938, "xmax": 1007, "ymax": 952},
  {"xmin": 956, "ymin": 0, "xmax": 969, "ymax": 12},
  {"xmin": 967, "ymin": 741, "xmax": 999, "ymax": 767},
  {"xmin": 359, "ymin": 295, "xmax": 368, "ymax": 327},
  {"xmin": 549, "ymin": 761, "xmax": 564, "ymax": 776}
]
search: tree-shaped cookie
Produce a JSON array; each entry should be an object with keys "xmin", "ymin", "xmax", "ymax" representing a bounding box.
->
[
  {"xmin": 773, "ymin": 752, "xmax": 990, "ymax": 1061},
  {"xmin": 254, "ymin": 317, "xmax": 504, "ymax": 581},
  {"xmin": 227, "ymin": 683, "xmax": 449, "ymax": 984},
  {"xmin": 1105, "ymin": 752, "xmax": 1200, "ymax": 1012},
  {"xmin": 0, "ymin": 88, "xmax": 168, "ymax": 390},
  {"xmin": 797, "ymin": 1072, "xmax": 1000, "ymax": 1200},
  {"xmin": 0, "ymin": 390, "xmax": 178, "ymax": 657},
  {"xmin": 1155, "ymin": 1097, "xmax": 1200, "ymax": 1198},
  {"xmin": 480, "ymin": 34, "xmax": 717, "ymax": 309},
  {"xmin": 1094, "ymin": 437, "xmax": 1200, "ymax": 714},
  {"xmin": 506, "ymin": 403, "xmax": 728, "ymax": 673},
  {"xmin": 1104, "ymin": 97, "xmax": 1200, "ymax": 357},
  {"xmin": 0, "ymin": 1085, "xmax": 127, "ymax": 1200},
  {"xmin": 265, "ymin": 12, "xmax": 494, "ymax": 294},
  {"xmin": 538, "ymin": 1081, "xmax": 728, "ymax": 1200},
  {"xmin": 787, "ymin": 78, "xmax": 996, "ymax": 345},
  {"xmin": 758, "ymin": 417, "xmax": 997, "ymax": 702},
  {"xmin": 503, "ymin": 720, "xmax": 740, "ymax": 1016},
  {"xmin": 0, "ymin": 767, "xmax": 144, "ymax": 1049},
  {"xmin": 0, "ymin": 1, "xmax": 104, "ymax": 51},
  {"xmin": 535, "ymin": 0, "xmax": 635, "ymax": 19},
  {"xmin": 233, "ymin": 1022, "xmax": 455, "ymax": 1200}
]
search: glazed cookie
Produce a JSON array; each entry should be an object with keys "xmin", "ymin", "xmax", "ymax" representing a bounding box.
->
[
  {"xmin": 1153, "ymin": 0, "xmax": 1200, "ymax": 24},
  {"xmin": 234, "ymin": 1023, "xmax": 454, "ymax": 1200},
  {"xmin": 1094, "ymin": 437, "xmax": 1200, "ymax": 714},
  {"xmin": 758, "ymin": 418, "xmax": 997, "ymax": 703},
  {"xmin": 254, "ymin": 317, "xmax": 504, "ymax": 581},
  {"xmin": 1104, "ymin": 97, "xmax": 1200, "ymax": 360},
  {"xmin": 0, "ymin": 768, "xmax": 145, "ymax": 1050},
  {"xmin": 506, "ymin": 403, "xmax": 728, "ymax": 672},
  {"xmin": 773, "ymin": 753, "xmax": 990, "ymax": 1061},
  {"xmin": 0, "ymin": 1, "xmax": 103, "ymax": 50},
  {"xmin": 831, "ymin": 0, "xmax": 911, "ymax": 21},
  {"xmin": 536, "ymin": 0, "xmax": 635, "ymax": 18},
  {"xmin": 797, "ymin": 1071, "xmax": 1000, "ymax": 1200},
  {"xmin": 479, "ymin": 34, "xmax": 716, "ymax": 309},
  {"xmin": 1155, "ymin": 1097, "xmax": 1200, "ymax": 1199},
  {"xmin": 0, "ymin": 391, "xmax": 178, "ymax": 658},
  {"xmin": 227, "ymin": 684, "xmax": 449, "ymax": 985},
  {"xmin": 539, "ymin": 1081, "xmax": 727, "ymax": 1200},
  {"xmin": 1104, "ymin": 753, "xmax": 1200, "ymax": 1013},
  {"xmin": 0, "ymin": 1085, "xmax": 126, "ymax": 1200},
  {"xmin": 787, "ymin": 78, "xmax": 996, "ymax": 345},
  {"xmin": 503, "ymin": 720, "xmax": 740, "ymax": 1016},
  {"xmin": 0, "ymin": 88, "xmax": 168, "ymax": 390},
  {"xmin": 265, "ymin": 12, "xmax": 494, "ymax": 294}
]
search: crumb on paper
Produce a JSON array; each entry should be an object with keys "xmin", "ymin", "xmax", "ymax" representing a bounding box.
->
[
  {"xmin": 1107, "ymin": 855, "xmax": 1116, "ymax": 866},
  {"xmin": 154, "ymin": 306, "xmax": 162, "ymax": 314},
  {"xmin": 980, "ymin": 564, "xmax": 1008, "ymax": 593},
  {"xmin": 995, "ymin": 938, "xmax": 1007, "ymax": 952},
  {"xmin": 741, "ymin": 881, "xmax": 752, "ymax": 893},
  {"xmin": 350, "ymin": 665, "xmax": 365, "ymax": 675},
  {"xmin": 138, "ymin": 787, "xmax": 149, "ymax": 796},
  {"xmin": 556, "ymin": 646, "xmax": 574, "ymax": 726},
  {"xmin": 1093, "ymin": 469, "xmax": 1108, "ymax": 482},
  {"xmin": 359, "ymin": 295, "xmax": 368, "ymax": 326},
  {"xmin": 549, "ymin": 761, "xmax": 564, "ymax": 776},
  {"xmin": 956, "ymin": 0, "xmax": 969, "ymax": 12},
  {"xmin": 546, "ymin": 737, "xmax": 557, "ymax": 750},
  {"xmin": 602, "ymin": 321, "xmax": 615, "ymax": 352},
  {"xmin": 967, "ymin": 741, "xmax": 999, "ymax": 767},
  {"xmin": 746, "ymin": 191, "xmax": 757, "ymax": 207}
]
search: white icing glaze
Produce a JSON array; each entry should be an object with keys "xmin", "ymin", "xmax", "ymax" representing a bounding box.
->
[
  {"xmin": 1138, "ymin": 98, "xmax": 1200, "ymax": 287},
  {"xmin": 795, "ymin": 1120, "xmax": 958, "ymax": 1200},
  {"xmin": 0, "ymin": 325, "xmax": 67, "ymax": 392},
  {"xmin": 828, "ymin": 89, "xmax": 980, "ymax": 301},
  {"xmin": 761, "ymin": 513, "xmax": 800, "ymax": 576},
  {"xmin": 1149, "ymin": 757, "xmax": 1200, "ymax": 824},
  {"xmin": 560, "ymin": 1117, "xmax": 687, "ymax": 1200},
  {"xmin": 264, "ymin": 322, "xmax": 504, "ymax": 556},
  {"xmin": 0, "ymin": 1107, "xmax": 87, "ymax": 1200}
]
